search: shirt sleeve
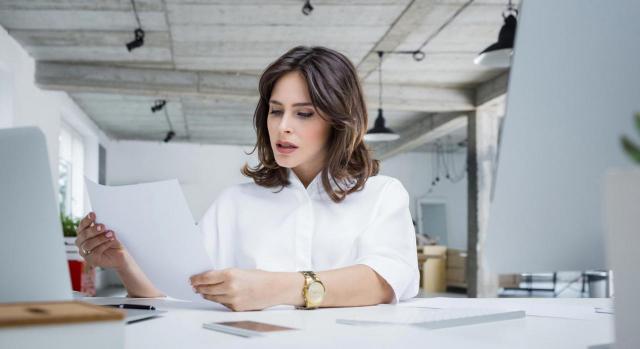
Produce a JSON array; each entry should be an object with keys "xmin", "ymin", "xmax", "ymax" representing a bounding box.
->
[
  {"xmin": 354, "ymin": 178, "xmax": 420, "ymax": 303},
  {"xmin": 198, "ymin": 187, "xmax": 236, "ymax": 269}
]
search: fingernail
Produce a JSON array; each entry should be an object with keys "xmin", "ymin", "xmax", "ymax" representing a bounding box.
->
[
  {"xmin": 97, "ymin": 225, "xmax": 102, "ymax": 232},
  {"xmin": 105, "ymin": 231, "xmax": 113, "ymax": 238}
]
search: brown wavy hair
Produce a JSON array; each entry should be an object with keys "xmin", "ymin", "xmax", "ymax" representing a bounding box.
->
[{"xmin": 241, "ymin": 46, "xmax": 379, "ymax": 203}]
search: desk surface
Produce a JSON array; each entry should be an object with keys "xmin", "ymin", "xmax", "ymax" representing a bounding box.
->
[{"xmin": 83, "ymin": 297, "xmax": 614, "ymax": 349}]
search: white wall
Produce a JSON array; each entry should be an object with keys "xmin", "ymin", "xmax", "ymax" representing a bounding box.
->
[
  {"xmin": 0, "ymin": 25, "xmax": 108, "ymax": 213},
  {"xmin": 380, "ymin": 151, "xmax": 468, "ymax": 250},
  {"xmin": 106, "ymin": 140, "xmax": 258, "ymax": 221},
  {"xmin": 105, "ymin": 140, "xmax": 469, "ymax": 248},
  {"xmin": 0, "ymin": 62, "xmax": 13, "ymax": 128}
]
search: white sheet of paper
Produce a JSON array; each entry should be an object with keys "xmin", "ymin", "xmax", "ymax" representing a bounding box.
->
[{"xmin": 86, "ymin": 179, "xmax": 213, "ymax": 302}]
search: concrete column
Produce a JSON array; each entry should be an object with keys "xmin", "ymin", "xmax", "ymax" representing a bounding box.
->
[
  {"xmin": 466, "ymin": 110, "xmax": 478, "ymax": 297},
  {"xmin": 475, "ymin": 96, "xmax": 507, "ymax": 297}
]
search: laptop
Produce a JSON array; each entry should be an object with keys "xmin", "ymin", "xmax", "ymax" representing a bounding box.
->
[{"xmin": 0, "ymin": 127, "xmax": 163, "ymax": 323}]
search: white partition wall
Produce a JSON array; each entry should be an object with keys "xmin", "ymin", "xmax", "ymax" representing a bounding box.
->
[{"xmin": 486, "ymin": 0, "xmax": 640, "ymax": 273}]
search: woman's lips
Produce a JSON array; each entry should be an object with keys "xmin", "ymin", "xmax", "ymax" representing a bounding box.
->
[{"xmin": 276, "ymin": 143, "xmax": 298, "ymax": 154}]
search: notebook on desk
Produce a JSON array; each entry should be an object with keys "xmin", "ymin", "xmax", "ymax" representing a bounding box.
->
[{"xmin": 336, "ymin": 305, "xmax": 525, "ymax": 330}]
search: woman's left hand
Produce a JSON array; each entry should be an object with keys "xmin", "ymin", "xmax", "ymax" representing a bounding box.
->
[{"xmin": 190, "ymin": 268, "xmax": 282, "ymax": 311}]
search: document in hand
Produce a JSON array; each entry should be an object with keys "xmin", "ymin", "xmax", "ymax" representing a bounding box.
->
[{"xmin": 86, "ymin": 179, "xmax": 212, "ymax": 302}]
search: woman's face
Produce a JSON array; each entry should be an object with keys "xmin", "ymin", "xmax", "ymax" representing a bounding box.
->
[{"xmin": 267, "ymin": 71, "xmax": 331, "ymax": 172}]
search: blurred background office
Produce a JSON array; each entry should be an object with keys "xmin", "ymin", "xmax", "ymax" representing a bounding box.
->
[{"xmin": 0, "ymin": 0, "xmax": 619, "ymax": 299}]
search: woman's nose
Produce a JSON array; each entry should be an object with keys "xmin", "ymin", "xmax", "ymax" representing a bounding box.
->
[{"xmin": 278, "ymin": 113, "xmax": 293, "ymax": 134}]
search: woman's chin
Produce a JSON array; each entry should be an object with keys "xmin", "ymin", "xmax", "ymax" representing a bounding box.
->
[{"xmin": 274, "ymin": 157, "xmax": 296, "ymax": 169}]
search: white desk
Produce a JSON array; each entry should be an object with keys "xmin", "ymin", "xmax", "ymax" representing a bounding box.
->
[{"xmin": 83, "ymin": 297, "xmax": 614, "ymax": 349}]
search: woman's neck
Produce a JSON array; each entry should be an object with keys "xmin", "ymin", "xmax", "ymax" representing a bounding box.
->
[
  {"xmin": 292, "ymin": 159, "xmax": 325, "ymax": 188},
  {"xmin": 292, "ymin": 147, "xmax": 328, "ymax": 188},
  {"xmin": 292, "ymin": 167, "xmax": 321, "ymax": 188}
]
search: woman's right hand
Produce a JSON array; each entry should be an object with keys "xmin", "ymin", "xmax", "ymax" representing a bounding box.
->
[{"xmin": 75, "ymin": 212, "xmax": 129, "ymax": 270}]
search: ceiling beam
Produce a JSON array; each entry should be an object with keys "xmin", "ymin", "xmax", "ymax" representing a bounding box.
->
[
  {"xmin": 36, "ymin": 62, "xmax": 475, "ymax": 112},
  {"xmin": 371, "ymin": 112, "xmax": 468, "ymax": 160},
  {"xmin": 36, "ymin": 61, "xmax": 259, "ymax": 102},
  {"xmin": 476, "ymin": 71, "xmax": 509, "ymax": 107},
  {"xmin": 364, "ymin": 83, "xmax": 474, "ymax": 112}
]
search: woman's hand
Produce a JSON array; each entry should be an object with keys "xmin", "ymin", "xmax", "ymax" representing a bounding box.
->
[
  {"xmin": 190, "ymin": 268, "xmax": 302, "ymax": 311},
  {"xmin": 74, "ymin": 212, "xmax": 129, "ymax": 270}
]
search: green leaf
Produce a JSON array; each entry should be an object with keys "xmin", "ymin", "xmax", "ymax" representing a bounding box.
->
[
  {"xmin": 621, "ymin": 136, "xmax": 640, "ymax": 164},
  {"xmin": 635, "ymin": 112, "xmax": 640, "ymax": 134},
  {"xmin": 60, "ymin": 213, "xmax": 79, "ymax": 237}
]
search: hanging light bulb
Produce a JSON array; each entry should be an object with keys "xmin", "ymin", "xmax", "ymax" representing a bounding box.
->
[
  {"xmin": 364, "ymin": 51, "xmax": 400, "ymax": 142},
  {"xmin": 474, "ymin": 0, "xmax": 518, "ymax": 68}
]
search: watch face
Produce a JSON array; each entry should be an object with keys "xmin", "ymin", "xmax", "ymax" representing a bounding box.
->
[{"xmin": 308, "ymin": 282, "xmax": 325, "ymax": 304}]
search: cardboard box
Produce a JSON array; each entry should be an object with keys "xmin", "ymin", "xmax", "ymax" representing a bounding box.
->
[
  {"xmin": 499, "ymin": 274, "xmax": 522, "ymax": 288},
  {"xmin": 446, "ymin": 249, "xmax": 467, "ymax": 269},
  {"xmin": 446, "ymin": 267, "xmax": 466, "ymax": 283},
  {"xmin": 420, "ymin": 245, "xmax": 447, "ymax": 293}
]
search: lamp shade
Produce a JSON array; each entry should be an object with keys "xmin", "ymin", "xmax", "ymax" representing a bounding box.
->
[
  {"xmin": 364, "ymin": 109, "xmax": 399, "ymax": 142},
  {"xmin": 474, "ymin": 14, "xmax": 517, "ymax": 68}
]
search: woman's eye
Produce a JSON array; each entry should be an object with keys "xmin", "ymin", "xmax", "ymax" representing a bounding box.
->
[
  {"xmin": 298, "ymin": 112, "xmax": 314, "ymax": 118},
  {"xmin": 270, "ymin": 110, "xmax": 283, "ymax": 116}
]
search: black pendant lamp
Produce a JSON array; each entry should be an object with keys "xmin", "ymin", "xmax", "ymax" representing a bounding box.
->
[
  {"xmin": 474, "ymin": 0, "xmax": 518, "ymax": 68},
  {"xmin": 364, "ymin": 51, "xmax": 399, "ymax": 142}
]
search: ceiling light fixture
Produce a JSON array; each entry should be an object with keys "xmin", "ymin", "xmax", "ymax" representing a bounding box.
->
[
  {"xmin": 302, "ymin": 0, "xmax": 314, "ymax": 15},
  {"xmin": 151, "ymin": 99, "xmax": 166, "ymax": 113},
  {"xmin": 474, "ymin": 0, "xmax": 518, "ymax": 68},
  {"xmin": 126, "ymin": 0, "xmax": 145, "ymax": 51},
  {"xmin": 151, "ymin": 99, "xmax": 176, "ymax": 143},
  {"xmin": 163, "ymin": 130, "xmax": 175, "ymax": 143},
  {"xmin": 364, "ymin": 51, "xmax": 399, "ymax": 142}
]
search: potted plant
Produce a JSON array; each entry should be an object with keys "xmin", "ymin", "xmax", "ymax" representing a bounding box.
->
[{"xmin": 605, "ymin": 112, "xmax": 640, "ymax": 347}]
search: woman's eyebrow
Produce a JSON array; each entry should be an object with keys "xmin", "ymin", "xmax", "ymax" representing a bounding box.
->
[{"xmin": 269, "ymin": 100, "xmax": 313, "ymax": 107}]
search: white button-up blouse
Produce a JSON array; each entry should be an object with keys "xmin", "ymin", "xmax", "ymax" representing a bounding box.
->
[{"xmin": 198, "ymin": 169, "xmax": 419, "ymax": 302}]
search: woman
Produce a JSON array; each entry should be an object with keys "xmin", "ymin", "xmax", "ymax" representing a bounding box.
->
[{"xmin": 75, "ymin": 46, "xmax": 419, "ymax": 311}]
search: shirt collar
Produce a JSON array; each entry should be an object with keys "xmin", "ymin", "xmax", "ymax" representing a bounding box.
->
[
  {"xmin": 286, "ymin": 168, "xmax": 354, "ymax": 199},
  {"xmin": 286, "ymin": 168, "xmax": 322, "ymax": 197}
]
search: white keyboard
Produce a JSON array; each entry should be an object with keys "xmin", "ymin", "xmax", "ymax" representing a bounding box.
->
[{"xmin": 336, "ymin": 306, "xmax": 525, "ymax": 330}]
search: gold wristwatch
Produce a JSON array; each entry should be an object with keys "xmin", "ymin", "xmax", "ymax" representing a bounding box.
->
[{"xmin": 299, "ymin": 271, "xmax": 325, "ymax": 309}]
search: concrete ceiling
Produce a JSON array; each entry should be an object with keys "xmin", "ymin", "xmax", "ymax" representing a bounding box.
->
[{"xmin": 0, "ymin": 0, "xmax": 515, "ymax": 153}]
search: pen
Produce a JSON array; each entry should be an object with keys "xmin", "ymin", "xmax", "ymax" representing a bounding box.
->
[{"xmin": 106, "ymin": 304, "xmax": 156, "ymax": 310}]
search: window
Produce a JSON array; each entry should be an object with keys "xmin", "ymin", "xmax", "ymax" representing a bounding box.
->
[{"xmin": 58, "ymin": 122, "xmax": 84, "ymax": 218}]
